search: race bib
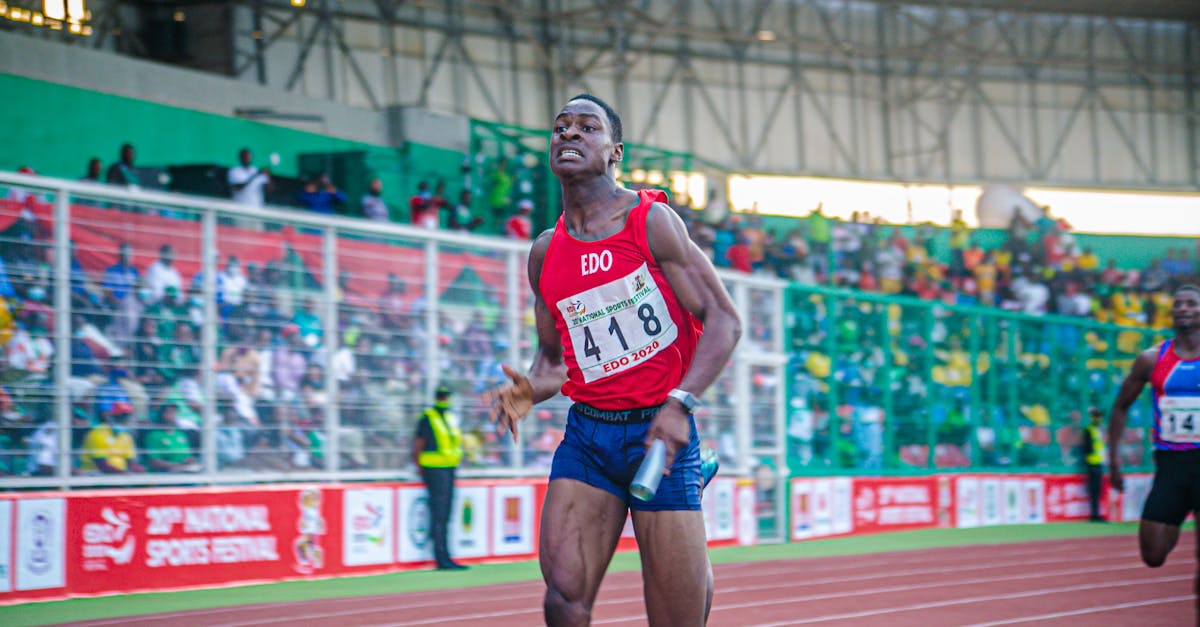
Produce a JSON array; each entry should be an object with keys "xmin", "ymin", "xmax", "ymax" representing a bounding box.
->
[
  {"xmin": 1159, "ymin": 396, "xmax": 1200, "ymax": 443},
  {"xmin": 557, "ymin": 263, "xmax": 677, "ymax": 383}
]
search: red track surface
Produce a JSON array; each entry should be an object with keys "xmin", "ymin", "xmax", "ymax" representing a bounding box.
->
[{"xmin": 61, "ymin": 534, "xmax": 1194, "ymax": 626}]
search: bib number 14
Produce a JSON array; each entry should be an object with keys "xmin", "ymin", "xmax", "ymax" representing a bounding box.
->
[{"xmin": 1160, "ymin": 397, "xmax": 1200, "ymax": 443}]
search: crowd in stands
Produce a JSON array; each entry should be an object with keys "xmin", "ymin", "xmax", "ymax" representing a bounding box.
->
[
  {"xmin": 2, "ymin": 140, "xmax": 1193, "ymax": 479},
  {"xmin": 678, "ymin": 202, "xmax": 1197, "ymax": 331}
]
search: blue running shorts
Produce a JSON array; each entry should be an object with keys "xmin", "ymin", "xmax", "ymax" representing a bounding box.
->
[{"xmin": 549, "ymin": 403, "xmax": 702, "ymax": 511}]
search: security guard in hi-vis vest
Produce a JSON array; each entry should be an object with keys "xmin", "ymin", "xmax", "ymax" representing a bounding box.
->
[
  {"xmin": 1082, "ymin": 407, "xmax": 1107, "ymax": 522},
  {"xmin": 411, "ymin": 385, "xmax": 467, "ymax": 570}
]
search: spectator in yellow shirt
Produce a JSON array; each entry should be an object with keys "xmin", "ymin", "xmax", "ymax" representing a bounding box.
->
[
  {"xmin": 1077, "ymin": 247, "xmax": 1100, "ymax": 273},
  {"xmin": 79, "ymin": 399, "xmax": 143, "ymax": 474},
  {"xmin": 974, "ymin": 253, "xmax": 999, "ymax": 306}
]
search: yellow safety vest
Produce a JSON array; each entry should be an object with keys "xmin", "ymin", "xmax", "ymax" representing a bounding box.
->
[
  {"xmin": 418, "ymin": 408, "xmax": 463, "ymax": 468},
  {"xmin": 1085, "ymin": 425, "xmax": 1106, "ymax": 466}
]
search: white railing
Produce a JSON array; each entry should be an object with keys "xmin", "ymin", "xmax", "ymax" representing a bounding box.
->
[{"xmin": 0, "ymin": 171, "xmax": 786, "ymax": 504}]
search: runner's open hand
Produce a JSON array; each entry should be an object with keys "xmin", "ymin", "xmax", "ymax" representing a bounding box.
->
[
  {"xmin": 645, "ymin": 402, "xmax": 691, "ymax": 475},
  {"xmin": 486, "ymin": 364, "xmax": 534, "ymax": 442}
]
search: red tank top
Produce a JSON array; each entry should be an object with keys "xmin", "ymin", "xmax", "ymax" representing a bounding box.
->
[{"xmin": 539, "ymin": 189, "xmax": 701, "ymax": 409}]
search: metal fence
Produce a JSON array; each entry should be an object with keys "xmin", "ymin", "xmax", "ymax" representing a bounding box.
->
[
  {"xmin": 785, "ymin": 284, "xmax": 1161, "ymax": 475},
  {"xmin": 0, "ymin": 172, "xmax": 788, "ymax": 494}
]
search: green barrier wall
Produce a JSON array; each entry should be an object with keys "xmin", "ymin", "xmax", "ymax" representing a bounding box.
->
[
  {"xmin": 0, "ymin": 74, "xmax": 466, "ymax": 222},
  {"xmin": 785, "ymin": 284, "xmax": 1163, "ymax": 476}
]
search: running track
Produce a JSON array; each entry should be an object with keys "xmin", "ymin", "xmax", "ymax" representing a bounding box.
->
[{"xmin": 59, "ymin": 534, "xmax": 1194, "ymax": 626}]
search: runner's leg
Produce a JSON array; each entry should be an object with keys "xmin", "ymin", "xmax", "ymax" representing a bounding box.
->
[
  {"xmin": 631, "ymin": 509, "xmax": 712, "ymax": 626},
  {"xmin": 1139, "ymin": 519, "xmax": 1180, "ymax": 567},
  {"xmin": 540, "ymin": 478, "xmax": 627, "ymax": 626}
]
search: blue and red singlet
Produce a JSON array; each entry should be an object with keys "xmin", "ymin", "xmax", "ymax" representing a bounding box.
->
[
  {"xmin": 1150, "ymin": 339, "xmax": 1200, "ymax": 451},
  {"xmin": 539, "ymin": 189, "xmax": 701, "ymax": 410}
]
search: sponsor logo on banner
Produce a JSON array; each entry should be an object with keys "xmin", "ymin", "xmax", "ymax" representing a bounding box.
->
[
  {"xmin": 491, "ymin": 485, "xmax": 534, "ymax": 556},
  {"xmin": 0, "ymin": 500, "xmax": 11, "ymax": 592},
  {"xmin": 736, "ymin": 482, "xmax": 757, "ymax": 546},
  {"xmin": 1121, "ymin": 475, "xmax": 1153, "ymax": 522},
  {"xmin": 1002, "ymin": 480, "xmax": 1022, "ymax": 524},
  {"xmin": 450, "ymin": 487, "xmax": 489, "ymax": 559},
  {"xmin": 981, "ymin": 480, "xmax": 1002, "ymax": 526},
  {"xmin": 81, "ymin": 507, "xmax": 136, "ymax": 572},
  {"xmin": 854, "ymin": 486, "xmax": 877, "ymax": 526},
  {"xmin": 937, "ymin": 476, "xmax": 953, "ymax": 528},
  {"xmin": 503, "ymin": 498, "xmax": 520, "ymax": 542},
  {"xmin": 397, "ymin": 487, "xmax": 433, "ymax": 563},
  {"xmin": 342, "ymin": 489, "xmax": 394, "ymax": 567},
  {"xmin": 790, "ymin": 480, "xmax": 814, "ymax": 540},
  {"xmin": 831, "ymin": 478, "xmax": 852, "ymax": 534},
  {"xmin": 955, "ymin": 478, "xmax": 980, "ymax": 528},
  {"xmin": 292, "ymin": 488, "xmax": 325, "ymax": 574},
  {"xmin": 16, "ymin": 499, "xmax": 65, "ymax": 590},
  {"xmin": 702, "ymin": 479, "xmax": 736, "ymax": 541},
  {"xmin": 1023, "ymin": 480, "xmax": 1045, "ymax": 523},
  {"xmin": 812, "ymin": 480, "xmax": 833, "ymax": 536}
]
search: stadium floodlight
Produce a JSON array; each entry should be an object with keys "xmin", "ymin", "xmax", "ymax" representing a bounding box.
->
[{"xmin": 43, "ymin": 0, "xmax": 63, "ymax": 20}]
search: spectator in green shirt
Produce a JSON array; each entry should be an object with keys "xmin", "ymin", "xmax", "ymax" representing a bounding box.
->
[
  {"xmin": 142, "ymin": 404, "xmax": 199, "ymax": 472},
  {"xmin": 807, "ymin": 204, "xmax": 832, "ymax": 276}
]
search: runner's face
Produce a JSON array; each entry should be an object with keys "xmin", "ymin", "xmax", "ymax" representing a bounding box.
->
[
  {"xmin": 550, "ymin": 100, "xmax": 621, "ymax": 177},
  {"xmin": 1173, "ymin": 290, "xmax": 1199, "ymax": 331}
]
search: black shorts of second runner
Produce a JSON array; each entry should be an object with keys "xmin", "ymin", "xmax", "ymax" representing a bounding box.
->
[
  {"xmin": 549, "ymin": 404, "xmax": 702, "ymax": 511},
  {"xmin": 1142, "ymin": 449, "xmax": 1200, "ymax": 526}
]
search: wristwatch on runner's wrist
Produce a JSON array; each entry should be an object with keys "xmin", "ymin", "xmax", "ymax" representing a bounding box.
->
[{"xmin": 667, "ymin": 388, "xmax": 700, "ymax": 413}]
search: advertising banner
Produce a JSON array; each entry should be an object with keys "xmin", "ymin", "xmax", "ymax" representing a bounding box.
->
[
  {"xmin": 736, "ymin": 480, "xmax": 757, "ymax": 546},
  {"xmin": 703, "ymin": 478, "xmax": 737, "ymax": 542},
  {"xmin": 450, "ymin": 487, "xmax": 490, "ymax": 559},
  {"xmin": 831, "ymin": 478, "xmax": 853, "ymax": 535},
  {"xmin": 812, "ymin": 479, "xmax": 834, "ymax": 537},
  {"xmin": 936, "ymin": 476, "xmax": 954, "ymax": 528},
  {"xmin": 0, "ymin": 500, "xmax": 10, "ymax": 593},
  {"xmin": 1119, "ymin": 474, "xmax": 1154, "ymax": 522},
  {"xmin": 981, "ymin": 479, "xmax": 1002, "ymax": 526},
  {"xmin": 396, "ymin": 487, "xmax": 431, "ymax": 564},
  {"xmin": 851, "ymin": 477, "xmax": 938, "ymax": 535},
  {"xmin": 66, "ymin": 487, "xmax": 333, "ymax": 594},
  {"xmin": 1044, "ymin": 475, "xmax": 1092, "ymax": 522},
  {"xmin": 1002, "ymin": 480, "xmax": 1023, "ymax": 525},
  {"xmin": 790, "ymin": 480, "xmax": 814, "ymax": 540},
  {"xmin": 342, "ymin": 488, "xmax": 395, "ymax": 567},
  {"xmin": 955, "ymin": 477, "xmax": 981, "ymax": 528},
  {"xmin": 491, "ymin": 485, "xmax": 535, "ymax": 557},
  {"xmin": 1022, "ymin": 479, "xmax": 1046, "ymax": 524},
  {"xmin": 16, "ymin": 498, "xmax": 65, "ymax": 592}
]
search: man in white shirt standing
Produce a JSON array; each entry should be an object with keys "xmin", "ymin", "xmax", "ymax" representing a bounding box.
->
[
  {"xmin": 145, "ymin": 244, "xmax": 183, "ymax": 304},
  {"xmin": 228, "ymin": 148, "xmax": 272, "ymax": 207}
]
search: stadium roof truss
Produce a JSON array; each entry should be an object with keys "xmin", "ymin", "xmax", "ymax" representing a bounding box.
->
[{"xmin": 16, "ymin": 0, "xmax": 1200, "ymax": 188}]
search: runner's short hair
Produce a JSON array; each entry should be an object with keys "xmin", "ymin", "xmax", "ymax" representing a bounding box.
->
[{"xmin": 567, "ymin": 94, "xmax": 622, "ymax": 144}]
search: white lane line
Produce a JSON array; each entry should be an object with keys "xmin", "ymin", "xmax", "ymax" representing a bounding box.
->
[
  {"xmin": 224, "ymin": 552, "xmax": 1150, "ymax": 627},
  {"xmin": 307, "ymin": 559, "xmax": 1166, "ymax": 627},
  {"xmin": 78, "ymin": 540, "xmax": 1121, "ymax": 626},
  {"xmin": 747, "ymin": 575, "xmax": 1192, "ymax": 626},
  {"xmin": 962, "ymin": 595, "xmax": 1195, "ymax": 627},
  {"xmin": 74, "ymin": 536, "xmax": 1177, "ymax": 627}
]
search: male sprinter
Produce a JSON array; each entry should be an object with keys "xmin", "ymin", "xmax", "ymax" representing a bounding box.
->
[
  {"xmin": 1109, "ymin": 284, "xmax": 1200, "ymax": 618},
  {"xmin": 489, "ymin": 94, "xmax": 741, "ymax": 626}
]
